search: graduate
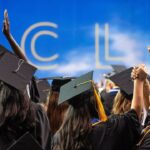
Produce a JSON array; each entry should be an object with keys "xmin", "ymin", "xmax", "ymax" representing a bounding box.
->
[
  {"xmin": 36, "ymin": 79, "xmax": 51, "ymax": 111},
  {"xmin": 101, "ymin": 65, "xmax": 126, "ymax": 116},
  {"xmin": 108, "ymin": 67, "xmax": 133, "ymax": 115},
  {"xmin": 0, "ymin": 49, "xmax": 51, "ymax": 150},
  {"xmin": 100, "ymin": 80, "xmax": 119, "ymax": 116},
  {"xmin": 46, "ymin": 77, "xmax": 75, "ymax": 135},
  {"xmin": 52, "ymin": 66, "xmax": 145, "ymax": 150},
  {"xmin": 131, "ymin": 66, "xmax": 150, "ymax": 150},
  {"xmin": 2, "ymin": 10, "xmax": 40, "ymax": 103}
]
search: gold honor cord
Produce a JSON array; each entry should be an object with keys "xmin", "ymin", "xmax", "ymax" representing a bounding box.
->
[
  {"xmin": 137, "ymin": 125, "xmax": 150, "ymax": 146},
  {"xmin": 76, "ymin": 80, "xmax": 108, "ymax": 124}
]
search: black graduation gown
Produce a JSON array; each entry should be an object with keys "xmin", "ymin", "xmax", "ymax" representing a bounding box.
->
[
  {"xmin": 89, "ymin": 109, "xmax": 141, "ymax": 150},
  {"xmin": 135, "ymin": 109, "xmax": 150, "ymax": 150},
  {"xmin": 101, "ymin": 88, "xmax": 119, "ymax": 116},
  {"xmin": 136, "ymin": 132, "xmax": 150, "ymax": 150},
  {"xmin": 34, "ymin": 103, "xmax": 51, "ymax": 150},
  {"xmin": 0, "ymin": 103, "xmax": 51, "ymax": 150}
]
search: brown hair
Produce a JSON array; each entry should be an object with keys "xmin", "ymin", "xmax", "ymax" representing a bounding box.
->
[
  {"xmin": 0, "ymin": 81, "xmax": 35, "ymax": 135},
  {"xmin": 47, "ymin": 90, "xmax": 69, "ymax": 135},
  {"xmin": 112, "ymin": 91, "xmax": 131, "ymax": 115},
  {"xmin": 52, "ymin": 91, "xmax": 94, "ymax": 150}
]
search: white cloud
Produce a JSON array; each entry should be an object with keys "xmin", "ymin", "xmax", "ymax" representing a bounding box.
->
[
  {"xmin": 37, "ymin": 24, "xmax": 149, "ymax": 80},
  {"xmin": 109, "ymin": 27, "xmax": 145, "ymax": 66},
  {"xmin": 53, "ymin": 49, "xmax": 94, "ymax": 76},
  {"xmin": 89, "ymin": 23, "xmax": 146, "ymax": 67},
  {"xmin": 50, "ymin": 25, "xmax": 148, "ymax": 78}
]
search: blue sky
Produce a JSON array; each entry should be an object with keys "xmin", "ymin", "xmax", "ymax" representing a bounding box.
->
[{"xmin": 0, "ymin": 0, "xmax": 150, "ymax": 82}]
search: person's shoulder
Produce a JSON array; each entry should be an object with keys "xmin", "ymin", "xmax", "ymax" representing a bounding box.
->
[
  {"xmin": 108, "ymin": 109, "xmax": 141, "ymax": 135},
  {"xmin": 122, "ymin": 109, "xmax": 139, "ymax": 123},
  {"xmin": 109, "ymin": 109, "xmax": 139, "ymax": 121}
]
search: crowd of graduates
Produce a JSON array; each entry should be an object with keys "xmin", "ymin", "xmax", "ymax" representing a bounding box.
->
[{"xmin": 0, "ymin": 10, "xmax": 150, "ymax": 150}]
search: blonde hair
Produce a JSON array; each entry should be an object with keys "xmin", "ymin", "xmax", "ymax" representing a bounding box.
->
[
  {"xmin": 112, "ymin": 91, "xmax": 131, "ymax": 115},
  {"xmin": 105, "ymin": 79, "xmax": 116, "ymax": 92}
]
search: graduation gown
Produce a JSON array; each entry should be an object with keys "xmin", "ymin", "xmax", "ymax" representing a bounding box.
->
[
  {"xmin": 89, "ymin": 109, "xmax": 141, "ymax": 150},
  {"xmin": 101, "ymin": 88, "xmax": 119, "ymax": 116},
  {"xmin": 135, "ymin": 109, "xmax": 150, "ymax": 150},
  {"xmin": 34, "ymin": 103, "xmax": 51, "ymax": 150},
  {"xmin": 0, "ymin": 103, "xmax": 51, "ymax": 150},
  {"xmin": 136, "ymin": 131, "xmax": 150, "ymax": 150}
]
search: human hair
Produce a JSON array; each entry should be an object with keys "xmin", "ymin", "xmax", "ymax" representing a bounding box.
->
[
  {"xmin": 47, "ymin": 90, "xmax": 69, "ymax": 135},
  {"xmin": 39, "ymin": 90, "xmax": 50, "ymax": 112},
  {"xmin": 52, "ymin": 91, "xmax": 96, "ymax": 150},
  {"xmin": 105, "ymin": 79, "xmax": 116, "ymax": 92},
  {"xmin": 0, "ymin": 81, "xmax": 35, "ymax": 134},
  {"xmin": 111, "ymin": 91, "xmax": 131, "ymax": 115}
]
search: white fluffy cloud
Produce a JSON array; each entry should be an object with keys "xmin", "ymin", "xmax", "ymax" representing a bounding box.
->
[
  {"xmin": 110, "ymin": 29, "xmax": 144, "ymax": 66},
  {"xmin": 53, "ymin": 49, "xmax": 94, "ymax": 76}
]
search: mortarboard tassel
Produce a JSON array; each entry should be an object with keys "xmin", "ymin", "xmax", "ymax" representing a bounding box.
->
[
  {"xmin": 92, "ymin": 81, "xmax": 108, "ymax": 122},
  {"xmin": 74, "ymin": 79, "xmax": 108, "ymax": 124}
]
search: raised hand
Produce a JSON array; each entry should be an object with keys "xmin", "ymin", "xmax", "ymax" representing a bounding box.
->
[
  {"xmin": 2, "ymin": 9, "xmax": 10, "ymax": 37},
  {"xmin": 131, "ymin": 64, "xmax": 148, "ymax": 81},
  {"xmin": 2, "ymin": 10, "xmax": 27, "ymax": 61},
  {"xmin": 131, "ymin": 67, "xmax": 138, "ymax": 80}
]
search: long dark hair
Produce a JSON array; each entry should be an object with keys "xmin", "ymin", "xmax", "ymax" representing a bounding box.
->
[
  {"xmin": 0, "ymin": 81, "xmax": 35, "ymax": 135},
  {"xmin": 52, "ymin": 91, "xmax": 96, "ymax": 150},
  {"xmin": 47, "ymin": 90, "xmax": 69, "ymax": 135}
]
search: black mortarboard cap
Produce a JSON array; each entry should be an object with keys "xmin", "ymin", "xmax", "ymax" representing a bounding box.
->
[
  {"xmin": 104, "ymin": 65, "xmax": 127, "ymax": 78},
  {"xmin": 7, "ymin": 132, "xmax": 43, "ymax": 150},
  {"xmin": 109, "ymin": 67, "xmax": 133, "ymax": 100},
  {"xmin": 36, "ymin": 79, "xmax": 51, "ymax": 103},
  {"xmin": 51, "ymin": 77, "xmax": 75, "ymax": 92},
  {"xmin": 40, "ymin": 76, "xmax": 76, "ymax": 92},
  {"xmin": 111, "ymin": 65, "xmax": 127, "ymax": 73},
  {"xmin": 0, "ymin": 52, "xmax": 36, "ymax": 92},
  {"xmin": 58, "ymin": 71, "xmax": 93, "ymax": 104}
]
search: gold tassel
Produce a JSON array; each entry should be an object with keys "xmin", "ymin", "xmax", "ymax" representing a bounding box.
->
[
  {"xmin": 92, "ymin": 81, "xmax": 108, "ymax": 122},
  {"xmin": 75, "ymin": 80, "xmax": 108, "ymax": 123}
]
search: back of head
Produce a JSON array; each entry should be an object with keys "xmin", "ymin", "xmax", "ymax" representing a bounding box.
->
[
  {"xmin": 47, "ymin": 77, "xmax": 73, "ymax": 134},
  {"xmin": 52, "ymin": 71, "xmax": 105, "ymax": 150},
  {"xmin": 47, "ymin": 90, "xmax": 69, "ymax": 135},
  {"xmin": 0, "ymin": 47, "xmax": 36, "ymax": 135},
  {"xmin": 0, "ymin": 81, "xmax": 35, "ymax": 131},
  {"xmin": 108, "ymin": 67, "xmax": 134, "ymax": 115},
  {"xmin": 52, "ymin": 91, "xmax": 94, "ymax": 150}
]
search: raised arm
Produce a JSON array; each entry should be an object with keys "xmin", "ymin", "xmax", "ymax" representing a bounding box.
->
[
  {"xmin": 2, "ymin": 10, "xmax": 27, "ymax": 61},
  {"xmin": 143, "ymin": 79, "xmax": 150, "ymax": 111},
  {"xmin": 131, "ymin": 65, "xmax": 147, "ymax": 118}
]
